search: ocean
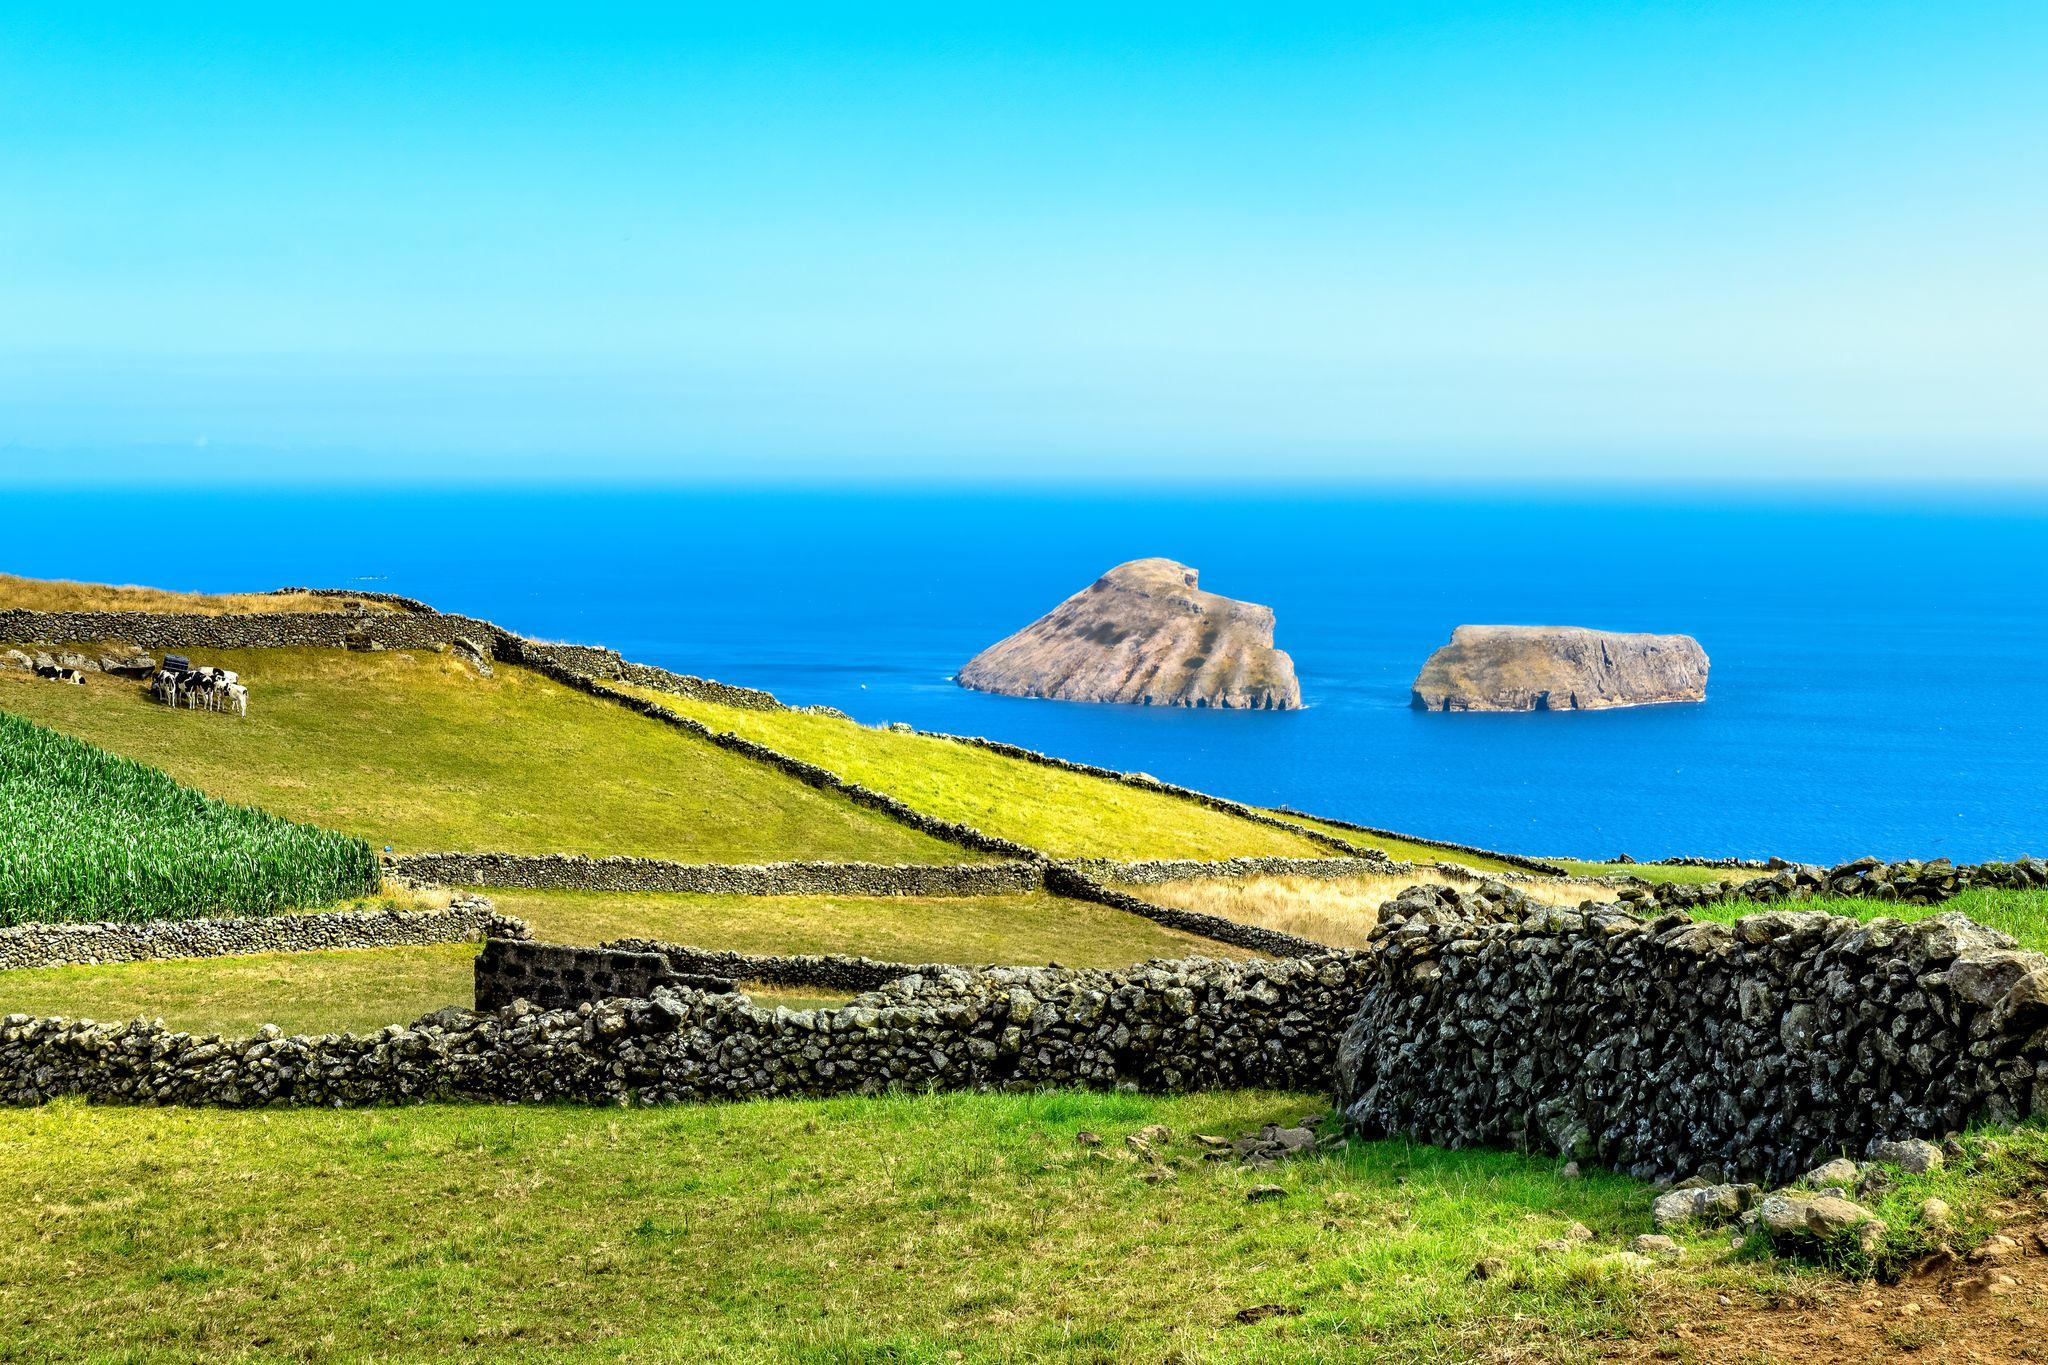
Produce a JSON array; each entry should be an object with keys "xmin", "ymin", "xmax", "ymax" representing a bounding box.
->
[{"xmin": 8, "ymin": 485, "xmax": 2046, "ymax": 864}]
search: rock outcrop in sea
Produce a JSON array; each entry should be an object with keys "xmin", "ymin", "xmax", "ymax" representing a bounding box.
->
[
  {"xmin": 958, "ymin": 558, "xmax": 1301, "ymax": 710},
  {"xmin": 1411, "ymin": 625, "xmax": 1707, "ymax": 712}
]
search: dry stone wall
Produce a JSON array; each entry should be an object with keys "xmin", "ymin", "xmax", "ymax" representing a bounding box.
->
[
  {"xmin": 493, "ymin": 936, "xmax": 1204, "ymax": 999},
  {"xmin": 11, "ymin": 877, "xmax": 2048, "ymax": 1191},
  {"xmin": 473, "ymin": 939, "xmax": 736, "ymax": 1011},
  {"xmin": 1631, "ymin": 855, "xmax": 2048, "ymax": 914},
  {"xmin": 389, "ymin": 852, "xmax": 1042, "ymax": 897},
  {"xmin": 0, "ymin": 607, "xmax": 507, "ymax": 653},
  {"xmin": 607, "ymin": 659, "xmax": 783, "ymax": 711},
  {"xmin": 1, "ymin": 950, "xmax": 1370, "ymax": 1108},
  {"xmin": 1338, "ymin": 884, "xmax": 2048, "ymax": 1184},
  {"xmin": 1075, "ymin": 856, "xmax": 1397, "ymax": 885},
  {"xmin": 268, "ymin": 587, "xmax": 439, "ymax": 613},
  {"xmin": 0, "ymin": 898, "xmax": 517, "ymax": 971},
  {"xmin": 603, "ymin": 940, "xmax": 934, "ymax": 993}
]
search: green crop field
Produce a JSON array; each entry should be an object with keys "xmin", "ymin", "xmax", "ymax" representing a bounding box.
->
[
  {"xmin": 0, "ymin": 649, "xmax": 977, "ymax": 865},
  {"xmin": 0, "ymin": 710, "xmax": 378, "ymax": 922},
  {"xmin": 613, "ymin": 686, "xmax": 1333, "ymax": 861}
]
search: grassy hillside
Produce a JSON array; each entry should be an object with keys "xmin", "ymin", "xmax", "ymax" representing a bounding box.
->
[
  {"xmin": 0, "ymin": 1093, "xmax": 1688, "ymax": 1363},
  {"xmin": 0, "ymin": 649, "xmax": 976, "ymax": 865},
  {"xmin": 493, "ymin": 886, "xmax": 1255, "ymax": 965},
  {"xmin": 0, "ymin": 711, "xmax": 379, "ymax": 923},
  {"xmin": 619, "ymin": 686, "xmax": 1332, "ymax": 861},
  {"xmin": 0, "ymin": 574, "xmax": 402, "ymax": 615}
]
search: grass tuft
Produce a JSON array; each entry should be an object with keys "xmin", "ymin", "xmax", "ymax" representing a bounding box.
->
[{"xmin": 1691, "ymin": 887, "xmax": 2048, "ymax": 952}]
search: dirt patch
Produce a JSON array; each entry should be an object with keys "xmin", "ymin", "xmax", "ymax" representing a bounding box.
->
[{"xmin": 1618, "ymin": 1201, "xmax": 2048, "ymax": 1363}]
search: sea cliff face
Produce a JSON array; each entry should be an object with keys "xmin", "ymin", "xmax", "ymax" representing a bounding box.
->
[
  {"xmin": 958, "ymin": 558, "xmax": 1301, "ymax": 710},
  {"xmin": 1411, "ymin": 625, "xmax": 1708, "ymax": 712}
]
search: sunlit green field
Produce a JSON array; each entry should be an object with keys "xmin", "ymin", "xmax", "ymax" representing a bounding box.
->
[
  {"xmin": 0, "ymin": 1093, "xmax": 1681, "ymax": 1364},
  {"xmin": 2, "ymin": 1093, "xmax": 2031, "ymax": 1363},
  {"xmin": 0, "ymin": 649, "xmax": 975, "ymax": 865},
  {"xmin": 620, "ymin": 686, "xmax": 1333, "ymax": 861}
]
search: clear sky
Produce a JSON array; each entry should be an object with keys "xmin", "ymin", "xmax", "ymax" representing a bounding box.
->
[{"xmin": 3, "ymin": 2, "xmax": 2045, "ymax": 486}]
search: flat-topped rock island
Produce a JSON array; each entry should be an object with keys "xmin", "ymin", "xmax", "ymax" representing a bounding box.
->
[
  {"xmin": 1412, "ymin": 625, "xmax": 1708, "ymax": 712},
  {"xmin": 958, "ymin": 557, "xmax": 1301, "ymax": 709}
]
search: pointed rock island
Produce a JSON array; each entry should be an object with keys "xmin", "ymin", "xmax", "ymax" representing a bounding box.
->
[
  {"xmin": 1412, "ymin": 625, "xmax": 1708, "ymax": 712},
  {"xmin": 958, "ymin": 558, "xmax": 1301, "ymax": 710}
]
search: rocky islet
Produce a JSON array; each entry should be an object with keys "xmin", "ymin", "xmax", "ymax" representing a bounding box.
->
[{"xmin": 957, "ymin": 558, "xmax": 1301, "ymax": 710}]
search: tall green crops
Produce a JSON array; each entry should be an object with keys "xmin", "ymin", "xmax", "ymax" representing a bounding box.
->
[{"xmin": 0, "ymin": 710, "xmax": 378, "ymax": 924}]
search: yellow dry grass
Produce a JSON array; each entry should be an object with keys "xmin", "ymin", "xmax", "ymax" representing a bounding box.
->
[
  {"xmin": 1125, "ymin": 872, "xmax": 1599, "ymax": 949},
  {"xmin": 0, "ymin": 574, "xmax": 402, "ymax": 615}
]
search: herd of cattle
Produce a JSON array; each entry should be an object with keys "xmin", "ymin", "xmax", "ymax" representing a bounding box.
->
[
  {"xmin": 149, "ymin": 654, "xmax": 249, "ymax": 717},
  {"xmin": 4, "ymin": 646, "xmax": 248, "ymax": 717}
]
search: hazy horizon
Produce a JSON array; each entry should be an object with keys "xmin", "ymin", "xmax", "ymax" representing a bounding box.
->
[{"xmin": 5, "ymin": 2, "xmax": 2045, "ymax": 485}]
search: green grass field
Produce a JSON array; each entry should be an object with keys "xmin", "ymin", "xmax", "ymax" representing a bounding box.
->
[
  {"xmin": 0, "ymin": 649, "xmax": 976, "ymax": 865},
  {"xmin": 491, "ymin": 886, "xmax": 1255, "ymax": 965},
  {"xmin": 7, "ymin": 1092, "xmax": 2030, "ymax": 1362},
  {"xmin": 1, "ymin": 941, "xmax": 484, "ymax": 1034},
  {"xmin": 0, "ymin": 1092, "xmax": 1705, "ymax": 1363},
  {"xmin": 1695, "ymin": 886, "xmax": 2048, "ymax": 952},
  {"xmin": 1556, "ymin": 860, "xmax": 1756, "ymax": 886},
  {"xmin": 620, "ymin": 686, "xmax": 1333, "ymax": 861}
]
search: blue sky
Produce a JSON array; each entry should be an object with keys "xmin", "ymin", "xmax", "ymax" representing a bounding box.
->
[{"xmin": 2, "ymin": 2, "xmax": 2045, "ymax": 485}]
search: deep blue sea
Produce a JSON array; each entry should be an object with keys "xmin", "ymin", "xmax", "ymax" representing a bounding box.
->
[{"xmin": 7, "ymin": 487, "xmax": 2046, "ymax": 864}]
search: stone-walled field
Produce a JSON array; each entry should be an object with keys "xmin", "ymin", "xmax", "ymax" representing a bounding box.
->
[
  {"xmin": 1, "ymin": 950, "xmax": 1369, "ymax": 1107},
  {"xmin": 0, "ymin": 897, "xmax": 515, "ymax": 970},
  {"xmin": 389, "ymin": 853, "xmax": 1044, "ymax": 897},
  {"xmin": 11, "ymin": 590, "xmax": 2048, "ymax": 1192}
]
